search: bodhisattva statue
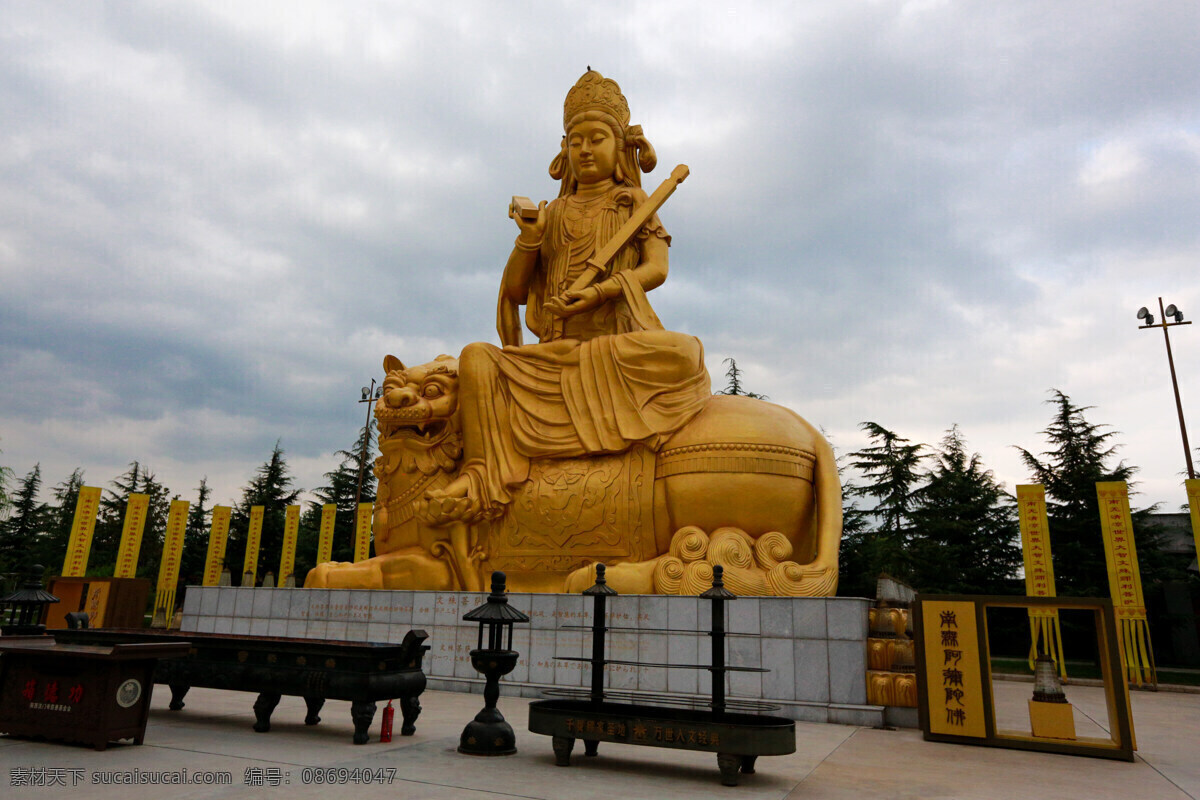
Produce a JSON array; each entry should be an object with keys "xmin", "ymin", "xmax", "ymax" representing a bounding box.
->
[{"xmin": 306, "ymin": 70, "xmax": 843, "ymax": 595}]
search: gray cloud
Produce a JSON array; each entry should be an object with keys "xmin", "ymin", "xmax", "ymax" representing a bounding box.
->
[{"xmin": 1, "ymin": 1, "xmax": 1196, "ymax": 511}]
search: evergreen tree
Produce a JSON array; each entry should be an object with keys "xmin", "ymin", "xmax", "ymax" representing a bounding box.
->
[
  {"xmin": 228, "ymin": 441, "xmax": 302, "ymax": 584},
  {"xmin": 908, "ymin": 426, "xmax": 1022, "ymax": 594},
  {"xmin": 296, "ymin": 424, "xmax": 377, "ymax": 580},
  {"xmin": 716, "ymin": 358, "xmax": 767, "ymax": 399},
  {"xmin": 34, "ymin": 469, "xmax": 85, "ymax": 572},
  {"xmin": 835, "ymin": 444, "xmax": 881, "ymax": 598},
  {"xmin": 0, "ymin": 464, "xmax": 45, "ymax": 573},
  {"xmin": 844, "ymin": 422, "xmax": 927, "ymax": 584},
  {"xmin": 181, "ymin": 477, "xmax": 212, "ymax": 586},
  {"xmin": 1015, "ymin": 390, "xmax": 1167, "ymax": 598}
]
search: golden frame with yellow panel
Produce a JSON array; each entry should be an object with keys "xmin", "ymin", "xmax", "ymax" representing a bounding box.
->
[{"xmin": 913, "ymin": 594, "xmax": 1134, "ymax": 762}]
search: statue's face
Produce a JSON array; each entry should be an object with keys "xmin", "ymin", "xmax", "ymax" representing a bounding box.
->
[{"xmin": 567, "ymin": 120, "xmax": 618, "ymax": 184}]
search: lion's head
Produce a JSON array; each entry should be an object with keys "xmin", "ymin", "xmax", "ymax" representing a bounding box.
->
[{"xmin": 374, "ymin": 353, "xmax": 464, "ymax": 476}]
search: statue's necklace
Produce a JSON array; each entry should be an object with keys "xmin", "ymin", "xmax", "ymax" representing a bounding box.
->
[{"xmin": 563, "ymin": 193, "xmax": 607, "ymax": 240}]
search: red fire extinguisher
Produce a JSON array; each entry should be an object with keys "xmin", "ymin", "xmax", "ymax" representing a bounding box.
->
[{"xmin": 380, "ymin": 700, "xmax": 394, "ymax": 743}]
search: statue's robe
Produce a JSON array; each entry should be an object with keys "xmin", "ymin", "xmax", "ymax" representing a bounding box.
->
[{"xmin": 460, "ymin": 184, "xmax": 711, "ymax": 515}]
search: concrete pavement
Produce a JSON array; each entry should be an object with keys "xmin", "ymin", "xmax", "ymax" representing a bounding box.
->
[{"xmin": 2, "ymin": 680, "xmax": 1196, "ymax": 799}]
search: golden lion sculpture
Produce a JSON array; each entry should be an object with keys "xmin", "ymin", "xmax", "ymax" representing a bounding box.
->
[{"xmin": 305, "ymin": 353, "xmax": 842, "ymax": 596}]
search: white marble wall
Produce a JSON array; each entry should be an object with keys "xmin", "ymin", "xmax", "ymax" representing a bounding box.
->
[{"xmin": 180, "ymin": 587, "xmax": 878, "ymax": 726}]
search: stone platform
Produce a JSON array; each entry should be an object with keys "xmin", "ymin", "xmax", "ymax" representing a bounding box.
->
[{"xmin": 180, "ymin": 587, "xmax": 882, "ymax": 727}]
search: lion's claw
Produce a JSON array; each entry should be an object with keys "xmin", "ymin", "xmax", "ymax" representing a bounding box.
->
[{"xmin": 420, "ymin": 492, "xmax": 483, "ymax": 525}]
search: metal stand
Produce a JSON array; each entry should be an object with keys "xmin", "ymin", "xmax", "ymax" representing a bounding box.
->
[{"xmin": 528, "ymin": 565, "xmax": 796, "ymax": 786}]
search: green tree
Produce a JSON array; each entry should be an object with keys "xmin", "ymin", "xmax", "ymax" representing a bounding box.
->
[
  {"xmin": 34, "ymin": 469, "xmax": 85, "ymax": 573},
  {"xmin": 1016, "ymin": 390, "xmax": 1169, "ymax": 598},
  {"xmin": 908, "ymin": 426, "xmax": 1022, "ymax": 594},
  {"xmin": 0, "ymin": 464, "xmax": 45, "ymax": 573},
  {"xmin": 296, "ymin": 424, "xmax": 377, "ymax": 581},
  {"xmin": 228, "ymin": 441, "xmax": 302, "ymax": 585},
  {"xmin": 715, "ymin": 358, "xmax": 767, "ymax": 399},
  {"xmin": 843, "ymin": 422, "xmax": 927, "ymax": 585},
  {"xmin": 836, "ymin": 444, "xmax": 882, "ymax": 598},
  {"xmin": 181, "ymin": 477, "xmax": 212, "ymax": 585}
]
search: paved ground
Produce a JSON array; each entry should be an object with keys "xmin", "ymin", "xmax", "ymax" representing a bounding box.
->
[{"xmin": 2, "ymin": 680, "xmax": 1197, "ymax": 799}]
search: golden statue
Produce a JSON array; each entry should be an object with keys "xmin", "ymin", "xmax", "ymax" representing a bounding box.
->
[{"xmin": 306, "ymin": 70, "xmax": 843, "ymax": 595}]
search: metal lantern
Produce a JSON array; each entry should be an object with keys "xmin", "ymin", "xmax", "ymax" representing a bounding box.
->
[
  {"xmin": 459, "ymin": 571, "xmax": 530, "ymax": 756},
  {"xmin": 0, "ymin": 565, "xmax": 59, "ymax": 636}
]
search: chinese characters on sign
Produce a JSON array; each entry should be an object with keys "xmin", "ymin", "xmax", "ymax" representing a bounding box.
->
[
  {"xmin": 243, "ymin": 505, "xmax": 264, "ymax": 583},
  {"xmin": 1017, "ymin": 484, "xmax": 1066, "ymax": 671},
  {"xmin": 18, "ymin": 677, "xmax": 85, "ymax": 710},
  {"xmin": 921, "ymin": 600, "xmax": 985, "ymax": 739},
  {"xmin": 279, "ymin": 505, "xmax": 300, "ymax": 582},
  {"xmin": 560, "ymin": 718, "xmax": 723, "ymax": 747},
  {"xmin": 1016, "ymin": 485, "xmax": 1057, "ymax": 599},
  {"xmin": 114, "ymin": 492, "xmax": 148, "ymax": 579},
  {"xmin": 317, "ymin": 504, "xmax": 336, "ymax": 566},
  {"xmin": 202, "ymin": 506, "xmax": 232, "ymax": 587},
  {"xmin": 354, "ymin": 502, "xmax": 373, "ymax": 563},
  {"xmin": 62, "ymin": 486, "xmax": 102, "ymax": 577},
  {"xmin": 1096, "ymin": 481, "xmax": 1155, "ymax": 685},
  {"xmin": 153, "ymin": 499, "xmax": 191, "ymax": 621}
]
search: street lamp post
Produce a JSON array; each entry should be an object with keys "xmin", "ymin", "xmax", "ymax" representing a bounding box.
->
[
  {"xmin": 1137, "ymin": 297, "xmax": 1194, "ymax": 480},
  {"xmin": 355, "ymin": 379, "xmax": 383, "ymax": 506}
]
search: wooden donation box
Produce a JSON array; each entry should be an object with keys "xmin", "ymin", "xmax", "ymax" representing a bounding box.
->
[
  {"xmin": 44, "ymin": 577, "xmax": 151, "ymax": 629},
  {"xmin": 0, "ymin": 638, "xmax": 189, "ymax": 750}
]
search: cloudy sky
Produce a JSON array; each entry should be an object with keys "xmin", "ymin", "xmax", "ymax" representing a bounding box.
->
[{"xmin": 2, "ymin": 1, "xmax": 1197, "ymax": 516}]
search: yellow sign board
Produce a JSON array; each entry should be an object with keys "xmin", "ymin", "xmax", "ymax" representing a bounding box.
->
[
  {"xmin": 153, "ymin": 499, "xmax": 190, "ymax": 623},
  {"xmin": 243, "ymin": 505, "xmax": 264, "ymax": 584},
  {"xmin": 61, "ymin": 486, "xmax": 102, "ymax": 577},
  {"xmin": 114, "ymin": 492, "xmax": 149, "ymax": 578},
  {"xmin": 1017, "ymin": 485, "xmax": 1056, "ymax": 597},
  {"xmin": 920, "ymin": 599, "xmax": 986, "ymax": 739},
  {"xmin": 917, "ymin": 595, "xmax": 1135, "ymax": 761},
  {"xmin": 1096, "ymin": 481, "xmax": 1155, "ymax": 685},
  {"xmin": 355, "ymin": 502, "xmax": 373, "ymax": 563},
  {"xmin": 280, "ymin": 504, "xmax": 300, "ymax": 582},
  {"xmin": 1016, "ymin": 484, "xmax": 1065, "ymax": 674},
  {"xmin": 202, "ymin": 506, "xmax": 232, "ymax": 586},
  {"xmin": 83, "ymin": 582, "xmax": 111, "ymax": 627},
  {"xmin": 317, "ymin": 503, "xmax": 336, "ymax": 565}
]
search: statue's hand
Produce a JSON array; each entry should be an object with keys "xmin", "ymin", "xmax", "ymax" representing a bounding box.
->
[
  {"xmin": 544, "ymin": 286, "xmax": 604, "ymax": 318},
  {"xmin": 513, "ymin": 200, "xmax": 547, "ymax": 244}
]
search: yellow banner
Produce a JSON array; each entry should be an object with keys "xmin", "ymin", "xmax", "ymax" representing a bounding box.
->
[
  {"xmin": 113, "ymin": 492, "xmax": 149, "ymax": 578},
  {"xmin": 1016, "ymin": 485, "xmax": 1066, "ymax": 674},
  {"xmin": 317, "ymin": 503, "xmax": 336, "ymax": 565},
  {"xmin": 1187, "ymin": 479, "xmax": 1200, "ymax": 570},
  {"xmin": 355, "ymin": 502, "xmax": 373, "ymax": 563},
  {"xmin": 921, "ymin": 600, "xmax": 986, "ymax": 739},
  {"xmin": 153, "ymin": 499, "xmax": 190, "ymax": 624},
  {"xmin": 243, "ymin": 505, "xmax": 264, "ymax": 584},
  {"xmin": 1096, "ymin": 481, "xmax": 1155, "ymax": 685},
  {"xmin": 1017, "ymin": 485, "xmax": 1056, "ymax": 597},
  {"xmin": 202, "ymin": 506, "xmax": 232, "ymax": 586},
  {"xmin": 280, "ymin": 504, "xmax": 300, "ymax": 583},
  {"xmin": 61, "ymin": 486, "xmax": 102, "ymax": 577}
]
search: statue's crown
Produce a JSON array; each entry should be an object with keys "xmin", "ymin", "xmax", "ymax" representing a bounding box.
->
[{"xmin": 563, "ymin": 69, "xmax": 629, "ymax": 131}]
